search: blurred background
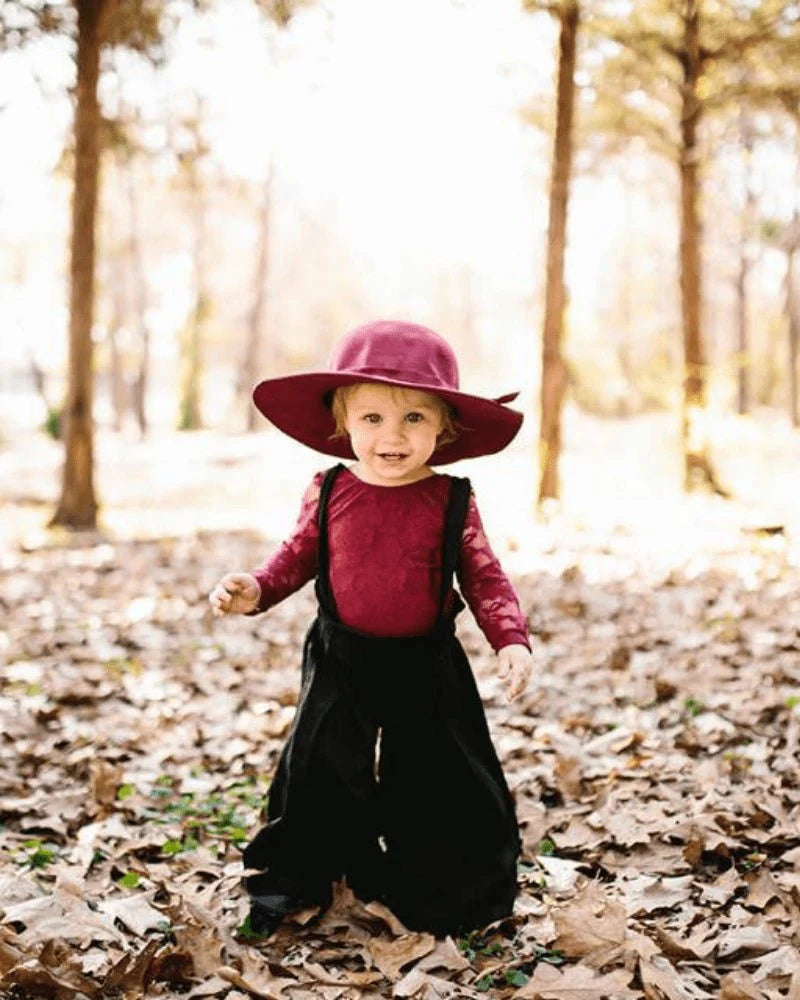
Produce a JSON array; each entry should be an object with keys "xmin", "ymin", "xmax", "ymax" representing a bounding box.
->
[{"xmin": 1, "ymin": 0, "xmax": 800, "ymax": 559}]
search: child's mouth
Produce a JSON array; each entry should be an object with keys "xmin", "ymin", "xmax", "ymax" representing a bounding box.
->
[{"xmin": 378, "ymin": 453, "xmax": 408, "ymax": 463}]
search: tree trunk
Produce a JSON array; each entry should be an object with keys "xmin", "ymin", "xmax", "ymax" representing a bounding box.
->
[
  {"xmin": 127, "ymin": 161, "xmax": 149, "ymax": 438},
  {"xmin": 50, "ymin": 0, "xmax": 114, "ymax": 528},
  {"xmin": 678, "ymin": 0, "xmax": 727, "ymax": 495},
  {"xmin": 538, "ymin": 0, "xmax": 579, "ymax": 504},
  {"xmin": 735, "ymin": 112, "xmax": 755, "ymax": 416},
  {"xmin": 108, "ymin": 287, "xmax": 127, "ymax": 432},
  {"xmin": 786, "ymin": 208, "xmax": 799, "ymax": 428},
  {"xmin": 178, "ymin": 171, "xmax": 206, "ymax": 431},
  {"xmin": 238, "ymin": 166, "xmax": 273, "ymax": 432}
]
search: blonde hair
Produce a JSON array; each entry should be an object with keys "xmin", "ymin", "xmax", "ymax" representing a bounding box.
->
[{"xmin": 329, "ymin": 383, "xmax": 460, "ymax": 448}]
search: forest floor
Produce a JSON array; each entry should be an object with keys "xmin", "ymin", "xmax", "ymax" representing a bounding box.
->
[{"xmin": 2, "ymin": 407, "xmax": 800, "ymax": 999}]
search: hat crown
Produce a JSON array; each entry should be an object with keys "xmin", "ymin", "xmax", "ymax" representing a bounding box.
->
[{"xmin": 330, "ymin": 320, "xmax": 460, "ymax": 391}]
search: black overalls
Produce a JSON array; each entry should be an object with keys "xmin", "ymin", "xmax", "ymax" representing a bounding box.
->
[{"xmin": 241, "ymin": 464, "xmax": 521, "ymax": 938}]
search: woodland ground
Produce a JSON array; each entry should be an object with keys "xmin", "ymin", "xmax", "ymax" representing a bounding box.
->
[{"xmin": 2, "ymin": 405, "xmax": 800, "ymax": 999}]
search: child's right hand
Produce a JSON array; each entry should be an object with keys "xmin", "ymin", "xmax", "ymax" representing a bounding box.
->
[{"xmin": 209, "ymin": 573, "xmax": 260, "ymax": 616}]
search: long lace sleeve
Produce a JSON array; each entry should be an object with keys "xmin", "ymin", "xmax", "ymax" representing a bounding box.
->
[
  {"xmin": 249, "ymin": 472, "xmax": 323, "ymax": 614},
  {"xmin": 456, "ymin": 490, "xmax": 530, "ymax": 653}
]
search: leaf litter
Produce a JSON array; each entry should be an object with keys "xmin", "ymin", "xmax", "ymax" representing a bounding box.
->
[{"xmin": 2, "ymin": 504, "xmax": 800, "ymax": 997}]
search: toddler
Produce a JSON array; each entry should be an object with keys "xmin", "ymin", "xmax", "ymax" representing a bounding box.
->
[{"xmin": 209, "ymin": 320, "xmax": 533, "ymax": 938}]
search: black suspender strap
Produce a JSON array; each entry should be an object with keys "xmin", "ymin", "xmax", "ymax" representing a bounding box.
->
[
  {"xmin": 316, "ymin": 463, "xmax": 345, "ymax": 618},
  {"xmin": 438, "ymin": 476, "xmax": 472, "ymax": 618}
]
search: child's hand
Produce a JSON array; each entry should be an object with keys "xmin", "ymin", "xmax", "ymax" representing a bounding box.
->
[
  {"xmin": 497, "ymin": 644, "xmax": 532, "ymax": 701},
  {"xmin": 209, "ymin": 573, "xmax": 260, "ymax": 616}
]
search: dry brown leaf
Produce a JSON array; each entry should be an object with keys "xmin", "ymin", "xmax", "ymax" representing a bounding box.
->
[
  {"xmin": 536, "ymin": 856, "xmax": 584, "ymax": 896},
  {"xmin": 412, "ymin": 936, "xmax": 470, "ymax": 974},
  {"xmin": 150, "ymin": 947, "xmax": 195, "ymax": 986},
  {"xmin": 743, "ymin": 869, "xmax": 782, "ymax": 910},
  {"xmin": 393, "ymin": 968, "xmax": 486, "ymax": 999},
  {"xmin": 554, "ymin": 754, "xmax": 584, "ymax": 799},
  {"xmin": 653, "ymin": 923, "xmax": 717, "ymax": 961},
  {"xmin": 0, "ymin": 926, "xmax": 24, "ymax": 975},
  {"xmin": 551, "ymin": 886, "xmax": 627, "ymax": 966},
  {"xmin": 2, "ymin": 885, "xmax": 124, "ymax": 949},
  {"xmin": 173, "ymin": 921, "xmax": 226, "ymax": 977},
  {"xmin": 719, "ymin": 970, "xmax": 764, "ymax": 1000},
  {"xmin": 302, "ymin": 960, "xmax": 385, "ymax": 987},
  {"xmin": 513, "ymin": 961, "xmax": 637, "ymax": 999},
  {"xmin": 621, "ymin": 874, "xmax": 694, "ymax": 916},
  {"xmin": 218, "ymin": 963, "xmax": 290, "ymax": 999},
  {"xmin": 363, "ymin": 899, "xmax": 412, "ymax": 936},
  {"xmin": 697, "ymin": 866, "xmax": 745, "ymax": 907},
  {"xmin": 89, "ymin": 759, "xmax": 124, "ymax": 809},
  {"xmin": 717, "ymin": 925, "xmax": 780, "ymax": 959},
  {"xmin": 750, "ymin": 944, "xmax": 800, "ymax": 982},
  {"xmin": 96, "ymin": 892, "xmax": 168, "ymax": 937},
  {"xmin": 0, "ymin": 957, "xmax": 101, "ymax": 1000},
  {"xmin": 0, "ymin": 871, "xmax": 45, "ymax": 909},
  {"xmin": 186, "ymin": 973, "xmax": 238, "ymax": 998},
  {"xmin": 367, "ymin": 932, "xmax": 435, "ymax": 981},
  {"xmin": 101, "ymin": 938, "xmax": 160, "ymax": 994},
  {"xmin": 639, "ymin": 954, "xmax": 711, "ymax": 1000}
]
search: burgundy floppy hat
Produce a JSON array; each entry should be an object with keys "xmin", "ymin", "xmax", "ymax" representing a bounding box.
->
[{"xmin": 252, "ymin": 320, "xmax": 523, "ymax": 465}]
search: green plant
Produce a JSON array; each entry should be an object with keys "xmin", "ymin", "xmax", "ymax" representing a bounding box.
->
[
  {"xmin": 42, "ymin": 408, "xmax": 61, "ymax": 440},
  {"xmin": 235, "ymin": 914, "xmax": 273, "ymax": 940},
  {"xmin": 684, "ymin": 697, "xmax": 704, "ymax": 717},
  {"xmin": 18, "ymin": 839, "xmax": 59, "ymax": 869}
]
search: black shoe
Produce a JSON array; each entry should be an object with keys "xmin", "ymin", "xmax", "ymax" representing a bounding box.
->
[{"xmin": 248, "ymin": 892, "xmax": 306, "ymax": 936}]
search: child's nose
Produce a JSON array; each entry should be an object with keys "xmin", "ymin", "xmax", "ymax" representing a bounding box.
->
[{"xmin": 385, "ymin": 417, "xmax": 407, "ymax": 437}]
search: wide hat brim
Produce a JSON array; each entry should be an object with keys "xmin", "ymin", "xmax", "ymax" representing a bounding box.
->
[{"xmin": 252, "ymin": 371, "xmax": 523, "ymax": 465}]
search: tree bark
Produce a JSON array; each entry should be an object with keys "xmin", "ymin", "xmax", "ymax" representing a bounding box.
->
[
  {"xmin": 678, "ymin": 0, "xmax": 727, "ymax": 495},
  {"xmin": 786, "ymin": 207, "xmax": 799, "ymax": 428},
  {"xmin": 735, "ymin": 114, "xmax": 755, "ymax": 416},
  {"xmin": 127, "ymin": 161, "xmax": 150, "ymax": 438},
  {"xmin": 538, "ymin": 0, "xmax": 579, "ymax": 504},
  {"xmin": 51, "ymin": 0, "xmax": 115, "ymax": 528},
  {"xmin": 178, "ymin": 169, "xmax": 207, "ymax": 430},
  {"xmin": 238, "ymin": 166, "xmax": 273, "ymax": 432},
  {"xmin": 108, "ymin": 285, "xmax": 127, "ymax": 432}
]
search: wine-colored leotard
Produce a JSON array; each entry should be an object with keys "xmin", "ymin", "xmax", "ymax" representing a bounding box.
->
[{"xmin": 251, "ymin": 467, "xmax": 529, "ymax": 652}]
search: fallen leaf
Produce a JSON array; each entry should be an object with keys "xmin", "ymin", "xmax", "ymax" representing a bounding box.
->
[
  {"xmin": 717, "ymin": 925, "xmax": 779, "ymax": 959},
  {"xmin": 750, "ymin": 944, "xmax": 800, "ymax": 982},
  {"xmin": 621, "ymin": 874, "xmax": 693, "ymax": 915},
  {"xmin": 0, "ymin": 957, "xmax": 101, "ymax": 1000},
  {"xmin": 513, "ymin": 961, "xmax": 637, "ymax": 998},
  {"xmin": 89, "ymin": 759, "xmax": 124, "ymax": 810},
  {"xmin": 218, "ymin": 963, "xmax": 289, "ymax": 999},
  {"xmin": 639, "ymin": 954, "xmax": 711, "ymax": 1000},
  {"xmin": 96, "ymin": 892, "xmax": 168, "ymax": 937},
  {"xmin": 2, "ymin": 887, "xmax": 124, "ymax": 948},
  {"xmin": 551, "ymin": 885, "xmax": 627, "ymax": 966},
  {"xmin": 173, "ymin": 921, "xmax": 226, "ymax": 977},
  {"xmin": 368, "ymin": 932, "xmax": 435, "ymax": 981},
  {"xmin": 537, "ymin": 855, "xmax": 584, "ymax": 896},
  {"xmin": 301, "ymin": 960, "xmax": 385, "ymax": 987},
  {"xmin": 101, "ymin": 938, "xmax": 160, "ymax": 994},
  {"xmin": 394, "ymin": 968, "xmax": 486, "ymax": 999},
  {"xmin": 719, "ymin": 970, "xmax": 763, "ymax": 999},
  {"xmin": 412, "ymin": 936, "xmax": 470, "ymax": 974}
]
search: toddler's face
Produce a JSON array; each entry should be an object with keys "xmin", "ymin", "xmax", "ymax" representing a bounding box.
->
[{"xmin": 344, "ymin": 384, "xmax": 444, "ymax": 486}]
